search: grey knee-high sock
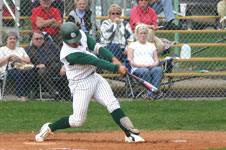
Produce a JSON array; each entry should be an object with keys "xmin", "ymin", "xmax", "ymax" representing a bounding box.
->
[{"xmin": 111, "ymin": 108, "xmax": 131, "ymax": 137}]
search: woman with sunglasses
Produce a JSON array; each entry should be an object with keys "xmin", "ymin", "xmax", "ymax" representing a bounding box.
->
[
  {"xmin": 130, "ymin": 0, "xmax": 165, "ymax": 54},
  {"xmin": 100, "ymin": 4, "xmax": 134, "ymax": 61}
]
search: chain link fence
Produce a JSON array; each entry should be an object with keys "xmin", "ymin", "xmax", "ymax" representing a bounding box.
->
[{"xmin": 0, "ymin": 0, "xmax": 226, "ymax": 101}]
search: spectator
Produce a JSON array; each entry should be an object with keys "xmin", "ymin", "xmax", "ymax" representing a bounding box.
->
[
  {"xmin": 2, "ymin": 4, "xmax": 15, "ymax": 27},
  {"xmin": 31, "ymin": 0, "xmax": 42, "ymax": 9},
  {"xmin": 133, "ymin": 0, "xmax": 178, "ymax": 30},
  {"xmin": 25, "ymin": 30, "xmax": 64, "ymax": 100},
  {"xmin": 52, "ymin": 0, "xmax": 65, "ymax": 18},
  {"xmin": 100, "ymin": 4, "xmax": 134, "ymax": 61},
  {"xmin": 31, "ymin": 0, "xmax": 64, "ymax": 18},
  {"xmin": 30, "ymin": 0, "xmax": 63, "ymax": 46},
  {"xmin": 0, "ymin": 31, "xmax": 33, "ymax": 101},
  {"xmin": 217, "ymin": 0, "xmax": 226, "ymax": 29},
  {"xmin": 67, "ymin": 0, "xmax": 92, "ymax": 35},
  {"xmin": 127, "ymin": 24, "xmax": 164, "ymax": 100},
  {"xmin": 130, "ymin": 0, "xmax": 165, "ymax": 54}
]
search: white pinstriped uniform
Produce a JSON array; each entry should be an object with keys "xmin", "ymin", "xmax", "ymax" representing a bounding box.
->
[{"xmin": 60, "ymin": 30, "xmax": 120, "ymax": 127}]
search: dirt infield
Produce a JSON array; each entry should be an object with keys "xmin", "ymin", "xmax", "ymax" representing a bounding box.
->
[{"xmin": 1, "ymin": 131, "xmax": 226, "ymax": 150}]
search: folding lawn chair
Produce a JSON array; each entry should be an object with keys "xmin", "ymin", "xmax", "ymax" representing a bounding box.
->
[{"xmin": 124, "ymin": 58, "xmax": 174, "ymax": 99}]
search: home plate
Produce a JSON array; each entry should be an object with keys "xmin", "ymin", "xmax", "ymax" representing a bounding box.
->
[
  {"xmin": 173, "ymin": 140, "xmax": 187, "ymax": 143},
  {"xmin": 23, "ymin": 142, "xmax": 56, "ymax": 145}
]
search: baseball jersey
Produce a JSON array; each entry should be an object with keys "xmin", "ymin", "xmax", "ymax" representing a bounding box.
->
[{"xmin": 60, "ymin": 30, "xmax": 119, "ymax": 81}]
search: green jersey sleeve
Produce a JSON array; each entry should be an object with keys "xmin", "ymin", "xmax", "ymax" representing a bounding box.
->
[
  {"xmin": 86, "ymin": 34, "xmax": 114, "ymax": 61},
  {"xmin": 66, "ymin": 52, "xmax": 119, "ymax": 73}
]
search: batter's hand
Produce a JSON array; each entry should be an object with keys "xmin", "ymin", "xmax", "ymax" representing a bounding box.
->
[
  {"xmin": 118, "ymin": 66, "xmax": 128, "ymax": 75},
  {"xmin": 112, "ymin": 57, "xmax": 123, "ymax": 66}
]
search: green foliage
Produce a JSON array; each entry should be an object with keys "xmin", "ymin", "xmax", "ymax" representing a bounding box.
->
[
  {"xmin": 0, "ymin": 100, "xmax": 226, "ymax": 133},
  {"xmin": 158, "ymin": 33, "xmax": 226, "ymax": 57},
  {"xmin": 21, "ymin": 0, "xmax": 32, "ymax": 16}
]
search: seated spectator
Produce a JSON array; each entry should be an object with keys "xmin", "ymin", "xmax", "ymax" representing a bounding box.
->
[
  {"xmin": 0, "ymin": 31, "xmax": 34, "ymax": 101},
  {"xmin": 127, "ymin": 24, "xmax": 164, "ymax": 100},
  {"xmin": 31, "ymin": 0, "xmax": 42, "ymax": 9},
  {"xmin": 31, "ymin": 0, "xmax": 64, "ymax": 18},
  {"xmin": 25, "ymin": 30, "xmax": 63, "ymax": 100},
  {"xmin": 51, "ymin": 0, "xmax": 65, "ymax": 18},
  {"xmin": 133, "ymin": 0, "xmax": 178, "ymax": 30},
  {"xmin": 67, "ymin": 0, "xmax": 92, "ymax": 35},
  {"xmin": 2, "ymin": 4, "xmax": 15, "ymax": 27},
  {"xmin": 130, "ymin": 0, "xmax": 165, "ymax": 54},
  {"xmin": 100, "ymin": 4, "xmax": 134, "ymax": 61},
  {"xmin": 217, "ymin": 0, "xmax": 226, "ymax": 29},
  {"xmin": 30, "ymin": 0, "xmax": 63, "ymax": 47}
]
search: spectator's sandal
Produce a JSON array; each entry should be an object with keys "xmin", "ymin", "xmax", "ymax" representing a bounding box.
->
[
  {"xmin": 155, "ymin": 92, "xmax": 164, "ymax": 100},
  {"xmin": 141, "ymin": 94, "xmax": 154, "ymax": 101}
]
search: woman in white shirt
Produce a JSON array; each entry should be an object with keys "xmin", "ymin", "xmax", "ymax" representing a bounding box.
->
[
  {"xmin": 127, "ymin": 24, "xmax": 163, "ymax": 100},
  {"xmin": 0, "ymin": 31, "xmax": 33, "ymax": 101}
]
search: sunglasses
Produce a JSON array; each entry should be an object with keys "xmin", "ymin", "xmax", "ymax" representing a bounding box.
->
[
  {"xmin": 139, "ymin": 0, "xmax": 148, "ymax": 1},
  {"xmin": 111, "ymin": 12, "xmax": 120, "ymax": 15},
  {"xmin": 34, "ymin": 37, "xmax": 44, "ymax": 41}
]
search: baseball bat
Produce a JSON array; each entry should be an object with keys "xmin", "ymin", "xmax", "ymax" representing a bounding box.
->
[{"xmin": 127, "ymin": 72, "xmax": 159, "ymax": 93}]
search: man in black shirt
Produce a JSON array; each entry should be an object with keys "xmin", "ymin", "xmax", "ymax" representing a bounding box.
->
[{"xmin": 26, "ymin": 30, "xmax": 65, "ymax": 100}]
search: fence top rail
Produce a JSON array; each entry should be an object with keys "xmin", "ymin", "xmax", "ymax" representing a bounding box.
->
[
  {"xmin": 2, "ymin": 30, "xmax": 226, "ymax": 34},
  {"xmin": 171, "ymin": 43, "xmax": 226, "ymax": 47},
  {"xmin": 156, "ymin": 30, "xmax": 226, "ymax": 33},
  {"xmin": 159, "ymin": 57, "xmax": 226, "ymax": 62},
  {"xmin": 99, "ymin": 72, "xmax": 226, "ymax": 78},
  {"xmin": 2, "ymin": 16, "xmax": 220, "ymax": 20},
  {"xmin": 95, "ymin": 16, "xmax": 220, "ymax": 20},
  {"xmin": 164, "ymin": 72, "xmax": 226, "ymax": 77},
  {"xmin": 1, "ymin": 43, "xmax": 226, "ymax": 48}
]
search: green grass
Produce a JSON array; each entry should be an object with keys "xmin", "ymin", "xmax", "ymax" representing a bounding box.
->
[
  {"xmin": 203, "ymin": 148, "xmax": 226, "ymax": 150},
  {"xmin": 0, "ymin": 99, "xmax": 226, "ymax": 133}
]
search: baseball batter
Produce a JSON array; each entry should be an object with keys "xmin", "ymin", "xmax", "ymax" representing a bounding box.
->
[{"xmin": 35, "ymin": 22, "xmax": 145, "ymax": 143}]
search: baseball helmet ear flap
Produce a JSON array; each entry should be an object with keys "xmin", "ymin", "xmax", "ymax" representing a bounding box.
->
[{"xmin": 61, "ymin": 22, "xmax": 82, "ymax": 44}]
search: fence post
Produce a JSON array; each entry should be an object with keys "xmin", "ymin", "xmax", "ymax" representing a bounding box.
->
[
  {"xmin": 174, "ymin": 0, "xmax": 180, "ymax": 72},
  {"xmin": 174, "ymin": 0, "xmax": 180, "ymax": 56},
  {"xmin": 0, "ymin": 0, "xmax": 2, "ymax": 45},
  {"xmin": 123, "ymin": 0, "xmax": 126, "ymax": 16},
  {"xmin": 15, "ymin": 0, "xmax": 20, "ymax": 47},
  {"xmin": 91, "ymin": 0, "xmax": 97, "ymax": 39}
]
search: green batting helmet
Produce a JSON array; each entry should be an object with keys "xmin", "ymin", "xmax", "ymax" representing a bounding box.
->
[{"xmin": 61, "ymin": 22, "xmax": 82, "ymax": 44}]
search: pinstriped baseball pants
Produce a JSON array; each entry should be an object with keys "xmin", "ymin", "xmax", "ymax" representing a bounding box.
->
[{"xmin": 68, "ymin": 73, "xmax": 120, "ymax": 127}]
